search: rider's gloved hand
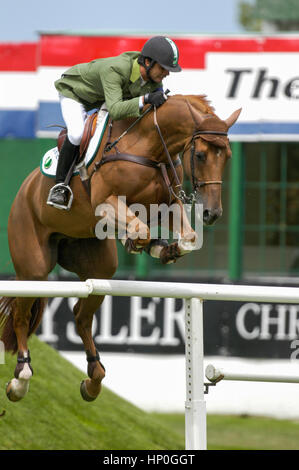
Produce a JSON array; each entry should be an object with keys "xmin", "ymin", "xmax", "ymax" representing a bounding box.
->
[{"xmin": 144, "ymin": 90, "xmax": 167, "ymax": 107}]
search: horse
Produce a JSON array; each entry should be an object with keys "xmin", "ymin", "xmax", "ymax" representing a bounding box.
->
[{"xmin": 0, "ymin": 94, "xmax": 241, "ymax": 402}]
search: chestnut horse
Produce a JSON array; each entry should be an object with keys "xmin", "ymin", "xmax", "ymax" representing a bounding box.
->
[{"xmin": 0, "ymin": 94, "xmax": 241, "ymax": 402}]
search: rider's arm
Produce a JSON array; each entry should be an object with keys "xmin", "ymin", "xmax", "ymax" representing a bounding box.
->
[{"xmin": 100, "ymin": 67, "xmax": 142, "ymax": 121}]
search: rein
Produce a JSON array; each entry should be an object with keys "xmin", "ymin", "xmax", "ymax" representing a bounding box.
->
[
  {"xmin": 103, "ymin": 104, "xmax": 155, "ymax": 153},
  {"xmin": 153, "ymin": 108, "xmax": 192, "ymax": 204},
  {"xmin": 103, "ymin": 89, "xmax": 171, "ymax": 153}
]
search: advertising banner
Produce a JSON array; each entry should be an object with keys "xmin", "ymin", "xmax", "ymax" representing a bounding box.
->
[
  {"xmin": 36, "ymin": 283, "xmax": 299, "ymax": 359},
  {"xmin": 1, "ymin": 34, "xmax": 299, "ymax": 140}
]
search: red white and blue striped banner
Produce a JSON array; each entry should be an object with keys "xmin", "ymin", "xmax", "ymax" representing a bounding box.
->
[
  {"xmin": 0, "ymin": 42, "xmax": 37, "ymax": 138},
  {"xmin": 1, "ymin": 34, "xmax": 299, "ymax": 140}
]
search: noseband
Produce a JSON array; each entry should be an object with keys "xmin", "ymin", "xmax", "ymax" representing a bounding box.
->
[{"xmin": 188, "ymin": 130, "xmax": 227, "ymax": 193}]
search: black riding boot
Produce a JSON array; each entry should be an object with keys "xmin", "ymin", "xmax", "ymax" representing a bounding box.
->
[{"xmin": 47, "ymin": 136, "xmax": 79, "ymax": 209}]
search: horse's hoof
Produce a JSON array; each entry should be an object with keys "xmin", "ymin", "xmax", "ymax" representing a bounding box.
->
[
  {"xmin": 80, "ymin": 380, "xmax": 98, "ymax": 402},
  {"xmin": 6, "ymin": 380, "xmax": 26, "ymax": 402},
  {"xmin": 160, "ymin": 242, "xmax": 180, "ymax": 264},
  {"xmin": 124, "ymin": 238, "xmax": 143, "ymax": 254}
]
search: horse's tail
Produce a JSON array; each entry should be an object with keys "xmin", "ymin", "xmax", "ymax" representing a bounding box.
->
[{"xmin": 0, "ymin": 297, "xmax": 46, "ymax": 354}]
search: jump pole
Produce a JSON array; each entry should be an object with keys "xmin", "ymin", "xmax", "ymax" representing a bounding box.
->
[
  {"xmin": 206, "ymin": 364, "xmax": 299, "ymax": 384},
  {"xmin": 2, "ymin": 279, "xmax": 299, "ymax": 303}
]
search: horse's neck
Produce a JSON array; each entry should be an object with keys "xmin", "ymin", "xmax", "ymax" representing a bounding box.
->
[
  {"xmin": 158, "ymin": 95, "xmax": 216, "ymax": 153},
  {"xmin": 151, "ymin": 100, "xmax": 194, "ymax": 157},
  {"xmin": 107, "ymin": 96, "xmax": 210, "ymax": 161}
]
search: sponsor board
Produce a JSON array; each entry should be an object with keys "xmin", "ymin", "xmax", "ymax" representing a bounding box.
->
[
  {"xmin": 1, "ymin": 34, "xmax": 299, "ymax": 140},
  {"xmin": 36, "ymin": 280, "xmax": 299, "ymax": 359}
]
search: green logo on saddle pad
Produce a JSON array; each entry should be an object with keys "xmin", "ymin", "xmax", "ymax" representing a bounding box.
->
[{"xmin": 44, "ymin": 156, "xmax": 52, "ymax": 169}]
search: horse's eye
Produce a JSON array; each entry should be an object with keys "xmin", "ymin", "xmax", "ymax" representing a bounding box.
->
[{"xmin": 195, "ymin": 151, "xmax": 206, "ymax": 161}]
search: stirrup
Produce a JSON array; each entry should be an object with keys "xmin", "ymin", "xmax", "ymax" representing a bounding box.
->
[{"xmin": 47, "ymin": 183, "xmax": 74, "ymax": 211}]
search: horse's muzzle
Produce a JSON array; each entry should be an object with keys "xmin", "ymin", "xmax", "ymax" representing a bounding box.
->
[{"xmin": 203, "ymin": 208, "xmax": 223, "ymax": 226}]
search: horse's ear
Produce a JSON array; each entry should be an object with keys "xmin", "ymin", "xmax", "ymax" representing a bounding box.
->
[
  {"xmin": 185, "ymin": 100, "xmax": 205, "ymax": 127},
  {"xmin": 225, "ymin": 108, "xmax": 242, "ymax": 128}
]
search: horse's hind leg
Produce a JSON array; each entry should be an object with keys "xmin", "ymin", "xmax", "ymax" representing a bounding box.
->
[
  {"xmin": 57, "ymin": 237, "xmax": 118, "ymax": 401},
  {"xmin": 75, "ymin": 296, "xmax": 107, "ymax": 401},
  {"xmin": 2, "ymin": 204, "xmax": 56, "ymax": 401},
  {"xmin": 5, "ymin": 297, "xmax": 45, "ymax": 401},
  {"xmin": 4, "ymin": 293, "xmax": 49, "ymax": 401},
  {"xmin": 4, "ymin": 283, "xmax": 50, "ymax": 402}
]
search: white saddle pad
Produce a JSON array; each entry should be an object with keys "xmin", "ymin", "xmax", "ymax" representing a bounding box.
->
[{"xmin": 40, "ymin": 105, "xmax": 109, "ymax": 178}]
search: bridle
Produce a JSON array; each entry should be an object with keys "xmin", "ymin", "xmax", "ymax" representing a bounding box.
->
[
  {"xmin": 187, "ymin": 129, "xmax": 227, "ymax": 195},
  {"xmin": 153, "ymin": 109, "xmax": 227, "ymax": 204}
]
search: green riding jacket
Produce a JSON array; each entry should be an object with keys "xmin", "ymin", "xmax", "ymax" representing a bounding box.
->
[{"xmin": 55, "ymin": 52, "xmax": 162, "ymax": 120}]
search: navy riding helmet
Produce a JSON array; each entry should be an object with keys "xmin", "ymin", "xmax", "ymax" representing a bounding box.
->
[{"xmin": 138, "ymin": 36, "xmax": 182, "ymax": 75}]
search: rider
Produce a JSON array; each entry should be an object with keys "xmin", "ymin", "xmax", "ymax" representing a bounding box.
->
[{"xmin": 47, "ymin": 35, "xmax": 182, "ymax": 208}]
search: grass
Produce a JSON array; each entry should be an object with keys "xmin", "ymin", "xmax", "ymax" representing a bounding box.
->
[
  {"xmin": 152, "ymin": 413, "xmax": 299, "ymax": 450},
  {"xmin": 1, "ymin": 335, "xmax": 299, "ymax": 450}
]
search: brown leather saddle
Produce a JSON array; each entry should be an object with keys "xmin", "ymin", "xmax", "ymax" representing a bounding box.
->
[{"xmin": 57, "ymin": 111, "xmax": 98, "ymax": 163}]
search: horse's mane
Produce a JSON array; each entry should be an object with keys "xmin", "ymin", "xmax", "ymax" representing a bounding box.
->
[
  {"xmin": 115, "ymin": 93, "xmax": 216, "ymax": 134},
  {"xmin": 171, "ymin": 94, "xmax": 216, "ymax": 115}
]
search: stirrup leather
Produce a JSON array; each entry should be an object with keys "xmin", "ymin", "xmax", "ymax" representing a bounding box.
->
[{"xmin": 47, "ymin": 183, "xmax": 73, "ymax": 211}]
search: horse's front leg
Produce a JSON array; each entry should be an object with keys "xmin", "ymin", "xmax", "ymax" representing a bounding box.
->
[
  {"xmin": 159, "ymin": 200, "xmax": 201, "ymax": 264},
  {"xmin": 95, "ymin": 195, "xmax": 151, "ymax": 253}
]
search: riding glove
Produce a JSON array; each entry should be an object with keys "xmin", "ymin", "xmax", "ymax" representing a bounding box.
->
[{"xmin": 144, "ymin": 90, "xmax": 167, "ymax": 107}]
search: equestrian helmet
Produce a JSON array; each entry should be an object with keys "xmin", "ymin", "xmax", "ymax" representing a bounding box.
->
[{"xmin": 140, "ymin": 36, "xmax": 181, "ymax": 72}]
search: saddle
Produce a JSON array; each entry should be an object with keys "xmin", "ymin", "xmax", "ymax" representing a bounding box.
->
[{"xmin": 57, "ymin": 111, "xmax": 98, "ymax": 162}]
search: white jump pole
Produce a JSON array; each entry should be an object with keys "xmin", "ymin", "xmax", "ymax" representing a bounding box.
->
[
  {"xmin": 2, "ymin": 279, "xmax": 299, "ymax": 303},
  {"xmin": 0, "ymin": 280, "xmax": 91, "ymax": 298},
  {"xmin": 87, "ymin": 279, "xmax": 299, "ymax": 304},
  {"xmin": 206, "ymin": 364, "xmax": 299, "ymax": 384}
]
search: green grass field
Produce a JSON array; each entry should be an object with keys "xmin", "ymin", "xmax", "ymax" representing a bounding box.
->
[
  {"xmin": 152, "ymin": 413, "xmax": 299, "ymax": 450},
  {"xmin": 1, "ymin": 335, "xmax": 299, "ymax": 450}
]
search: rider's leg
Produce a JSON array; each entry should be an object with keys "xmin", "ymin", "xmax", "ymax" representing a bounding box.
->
[
  {"xmin": 47, "ymin": 95, "xmax": 86, "ymax": 207},
  {"xmin": 55, "ymin": 136, "xmax": 79, "ymax": 185}
]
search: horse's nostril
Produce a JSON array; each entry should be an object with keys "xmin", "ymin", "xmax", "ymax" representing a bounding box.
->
[
  {"xmin": 203, "ymin": 209, "xmax": 211, "ymax": 221},
  {"xmin": 203, "ymin": 209, "xmax": 221, "ymax": 225}
]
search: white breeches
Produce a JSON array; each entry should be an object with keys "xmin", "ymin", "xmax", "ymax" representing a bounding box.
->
[{"xmin": 59, "ymin": 94, "xmax": 87, "ymax": 145}]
